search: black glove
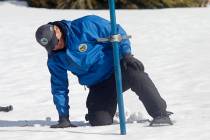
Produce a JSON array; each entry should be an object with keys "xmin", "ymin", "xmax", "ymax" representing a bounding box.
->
[
  {"xmin": 0, "ymin": 105, "xmax": 13, "ymax": 112},
  {"xmin": 50, "ymin": 116, "xmax": 77, "ymax": 128},
  {"xmin": 122, "ymin": 54, "xmax": 144, "ymax": 71}
]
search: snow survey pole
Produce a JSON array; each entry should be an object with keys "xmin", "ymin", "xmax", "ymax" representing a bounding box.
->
[{"xmin": 108, "ymin": 0, "xmax": 126, "ymax": 135}]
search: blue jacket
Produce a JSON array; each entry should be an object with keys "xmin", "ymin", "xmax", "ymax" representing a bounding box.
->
[{"xmin": 47, "ymin": 15, "xmax": 131, "ymax": 116}]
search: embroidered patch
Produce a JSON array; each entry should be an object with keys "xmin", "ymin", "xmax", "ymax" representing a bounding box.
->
[
  {"xmin": 78, "ymin": 44, "xmax": 88, "ymax": 52},
  {"xmin": 40, "ymin": 37, "xmax": 48, "ymax": 46}
]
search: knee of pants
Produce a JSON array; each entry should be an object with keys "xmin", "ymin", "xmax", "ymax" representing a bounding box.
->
[{"xmin": 87, "ymin": 111, "xmax": 113, "ymax": 126}]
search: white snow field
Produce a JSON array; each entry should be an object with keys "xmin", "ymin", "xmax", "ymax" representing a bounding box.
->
[{"xmin": 0, "ymin": 1, "xmax": 210, "ymax": 140}]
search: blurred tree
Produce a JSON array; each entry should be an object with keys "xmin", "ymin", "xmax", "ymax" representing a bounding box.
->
[
  {"xmin": 56, "ymin": 0, "xmax": 97, "ymax": 9},
  {"xmin": 26, "ymin": 0, "xmax": 208, "ymax": 9},
  {"xmin": 27, "ymin": 0, "xmax": 57, "ymax": 8}
]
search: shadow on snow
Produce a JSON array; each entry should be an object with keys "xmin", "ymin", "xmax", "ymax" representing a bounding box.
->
[{"xmin": 0, "ymin": 120, "xmax": 89, "ymax": 127}]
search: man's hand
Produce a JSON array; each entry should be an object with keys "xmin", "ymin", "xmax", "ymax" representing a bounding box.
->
[
  {"xmin": 50, "ymin": 121, "xmax": 77, "ymax": 128},
  {"xmin": 122, "ymin": 54, "xmax": 144, "ymax": 71},
  {"xmin": 50, "ymin": 116, "xmax": 77, "ymax": 128}
]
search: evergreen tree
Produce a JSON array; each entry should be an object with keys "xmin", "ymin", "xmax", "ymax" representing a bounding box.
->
[{"xmin": 26, "ymin": 0, "xmax": 208, "ymax": 9}]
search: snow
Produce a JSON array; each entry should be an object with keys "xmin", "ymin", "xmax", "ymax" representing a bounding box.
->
[{"xmin": 0, "ymin": 1, "xmax": 210, "ymax": 140}]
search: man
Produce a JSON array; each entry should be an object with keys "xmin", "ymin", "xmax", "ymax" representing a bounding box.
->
[{"xmin": 35, "ymin": 15, "xmax": 172, "ymax": 128}]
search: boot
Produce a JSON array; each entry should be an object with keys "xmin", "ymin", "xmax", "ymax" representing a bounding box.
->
[
  {"xmin": 149, "ymin": 115, "xmax": 173, "ymax": 126},
  {"xmin": 50, "ymin": 116, "xmax": 77, "ymax": 128}
]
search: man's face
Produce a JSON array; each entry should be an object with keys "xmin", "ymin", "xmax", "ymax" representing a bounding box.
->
[{"xmin": 53, "ymin": 25, "xmax": 65, "ymax": 51}]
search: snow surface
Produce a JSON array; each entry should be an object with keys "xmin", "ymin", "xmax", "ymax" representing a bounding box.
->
[{"xmin": 0, "ymin": 1, "xmax": 210, "ymax": 140}]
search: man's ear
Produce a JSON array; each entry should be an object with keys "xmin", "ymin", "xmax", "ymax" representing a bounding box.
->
[{"xmin": 54, "ymin": 25, "xmax": 62, "ymax": 39}]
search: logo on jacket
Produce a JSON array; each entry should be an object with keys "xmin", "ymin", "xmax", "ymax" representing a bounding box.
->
[{"xmin": 78, "ymin": 44, "xmax": 88, "ymax": 52}]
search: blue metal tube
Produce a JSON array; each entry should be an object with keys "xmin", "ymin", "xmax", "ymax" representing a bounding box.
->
[{"xmin": 108, "ymin": 0, "xmax": 126, "ymax": 135}]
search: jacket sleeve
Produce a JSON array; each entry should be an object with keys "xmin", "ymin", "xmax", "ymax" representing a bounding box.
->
[
  {"xmin": 47, "ymin": 58, "xmax": 69, "ymax": 117},
  {"xmin": 117, "ymin": 24, "xmax": 131, "ymax": 56}
]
